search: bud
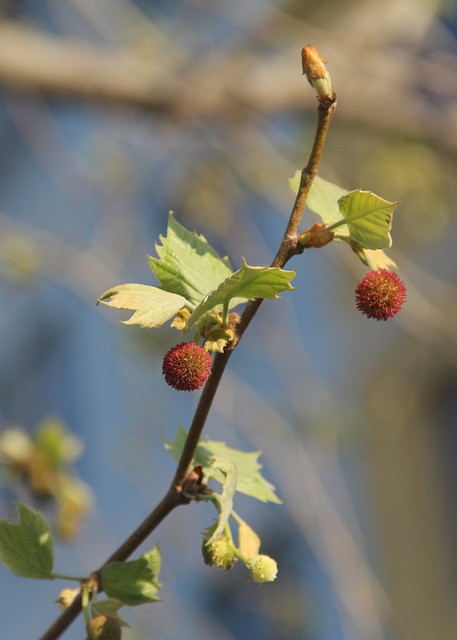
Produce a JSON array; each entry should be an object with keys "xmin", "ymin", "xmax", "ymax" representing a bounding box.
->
[
  {"xmin": 301, "ymin": 45, "xmax": 332, "ymax": 101},
  {"xmin": 248, "ymin": 554, "xmax": 278, "ymax": 583},
  {"xmin": 355, "ymin": 269, "xmax": 406, "ymax": 321},
  {"xmin": 56, "ymin": 587, "xmax": 80, "ymax": 610},
  {"xmin": 86, "ymin": 615, "xmax": 121, "ymax": 640},
  {"xmin": 202, "ymin": 535, "xmax": 237, "ymax": 570},
  {"xmin": 162, "ymin": 342, "xmax": 212, "ymax": 391}
]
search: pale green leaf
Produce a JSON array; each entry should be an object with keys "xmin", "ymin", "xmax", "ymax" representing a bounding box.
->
[
  {"xmin": 0, "ymin": 503, "xmax": 53, "ymax": 579},
  {"xmin": 238, "ymin": 521, "xmax": 261, "ymax": 560},
  {"xmin": 98, "ymin": 283, "xmax": 186, "ymax": 328},
  {"xmin": 102, "ymin": 548, "xmax": 161, "ymax": 606},
  {"xmin": 186, "ymin": 260, "xmax": 296, "ymax": 330},
  {"xmin": 90, "ymin": 599, "xmax": 129, "ymax": 628},
  {"xmin": 292, "ymin": 173, "xmax": 398, "ymax": 262},
  {"xmin": 148, "ymin": 213, "xmax": 233, "ymax": 307},
  {"xmin": 164, "ymin": 427, "xmax": 281, "ymax": 504},
  {"xmin": 335, "ymin": 190, "xmax": 398, "ymax": 249},
  {"xmin": 206, "ymin": 457, "xmax": 237, "ymax": 544},
  {"xmin": 291, "ymin": 172, "xmax": 349, "ymax": 232},
  {"xmin": 351, "ymin": 245, "xmax": 398, "ymax": 270}
]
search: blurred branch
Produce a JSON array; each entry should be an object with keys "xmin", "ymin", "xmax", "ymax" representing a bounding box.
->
[{"xmin": 1, "ymin": 19, "xmax": 457, "ymax": 152}]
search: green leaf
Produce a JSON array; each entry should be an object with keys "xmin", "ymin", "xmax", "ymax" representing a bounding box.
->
[
  {"xmin": 293, "ymin": 173, "xmax": 399, "ymax": 260},
  {"xmin": 291, "ymin": 173, "xmax": 349, "ymax": 232},
  {"xmin": 351, "ymin": 245, "xmax": 398, "ymax": 270},
  {"xmin": 206, "ymin": 457, "xmax": 237, "ymax": 544},
  {"xmin": 148, "ymin": 213, "xmax": 234, "ymax": 307},
  {"xmin": 186, "ymin": 260, "xmax": 296, "ymax": 331},
  {"xmin": 164, "ymin": 427, "xmax": 281, "ymax": 504},
  {"xmin": 102, "ymin": 548, "xmax": 161, "ymax": 606},
  {"xmin": 334, "ymin": 190, "xmax": 398, "ymax": 249},
  {"xmin": 98, "ymin": 283, "xmax": 186, "ymax": 328},
  {"xmin": 90, "ymin": 599, "xmax": 129, "ymax": 628},
  {"xmin": 0, "ymin": 503, "xmax": 53, "ymax": 579}
]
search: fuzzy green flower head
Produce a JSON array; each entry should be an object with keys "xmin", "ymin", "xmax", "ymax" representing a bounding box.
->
[
  {"xmin": 162, "ymin": 341, "xmax": 212, "ymax": 391},
  {"xmin": 86, "ymin": 615, "xmax": 122, "ymax": 640},
  {"xmin": 202, "ymin": 535, "xmax": 237, "ymax": 570},
  {"xmin": 248, "ymin": 554, "xmax": 278, "ymax": 583},
  {"xmin": 355, "ymin": 269, "xmax": 406, "ymax": 321}
]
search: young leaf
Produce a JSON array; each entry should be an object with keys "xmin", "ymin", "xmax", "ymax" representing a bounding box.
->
[
  {"xmin": 90, "ymin": 599, "xmax": 129, "ymax": 628},
  {"xmin": 293, "ymin": 173, "xmax": 398, "ymax": 264},
  {"xmin": 205, "ymin": 457, "xmax": 237, "ymax": 544},
  {"xmin": 0, "ymin": 503, "xmax": 53, "ymax": 579},
  {"xmin": 299, "ymin": 173, "xmax": 349, "ymax": 231},
  {"xmin": 351, "ymin": 244, "xmax": 398, "ymax": 270},
  {"xmin": 102, "ymin": 548, "xmax": 161, "ymax": 606},
  {"xmin": 98, "ymin": 284, "xmax": 186, "ymax": 329},
  {"xmin": 148, "ymin": 213, "xmax": 234, "ymax": 307},
  {"xmin": 334, "ymin": 190, "xmax": 398, "ymax": 249},
  {"xmin": 186, "ymin": 260, "xmax": 296, "ymax": 330},
  {"xmin": 164, "ymin": 426, "xmax": 281, "ymax": 504},
  {"xmin": 238, "ymin": 521, "xmax": 261, "ymax": 560}
]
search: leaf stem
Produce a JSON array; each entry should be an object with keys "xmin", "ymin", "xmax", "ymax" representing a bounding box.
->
[
  {"xmin": 81, "ymin": 586, "xmax": 91, "ymax": 625},
  {"xmin": 326, "ymin": 217, "xmax": 346, "ymax": 232},
  {"xmin": 51, "ymin": 573, "xmax": 86, "ymax": 582}
]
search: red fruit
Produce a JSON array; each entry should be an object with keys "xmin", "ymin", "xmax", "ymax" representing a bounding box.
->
[
  {"xmin": 162, "ymin": 342, "xmax": 212, "ymax": 391},
  {"xmin": 355, "ymin": 269, "xmax": 406, "ymax": 321}
]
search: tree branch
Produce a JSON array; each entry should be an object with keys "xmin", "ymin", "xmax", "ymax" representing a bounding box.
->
[{"xmin": 37, "ymin": 55, "xmax": 337, "ymax": 640}]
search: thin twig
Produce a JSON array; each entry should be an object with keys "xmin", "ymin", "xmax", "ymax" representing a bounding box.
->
[{"xmin": 38, "ymin": 73, "xmax": 337, "ymax": 640}]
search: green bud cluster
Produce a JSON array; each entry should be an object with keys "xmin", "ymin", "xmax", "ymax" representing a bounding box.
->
[
  {"xmin": 248, "ymin": 554, "xmax": 278, "ymax": 583},
  {"xmin": 202, "ymin": 535, "xmax": 237, "ymax": 571}
]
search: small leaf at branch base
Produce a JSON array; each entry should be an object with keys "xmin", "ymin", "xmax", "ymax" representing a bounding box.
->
[
  {"xmin": 0, "ymin": 503, "xmax": 54, "ymax": 579},
  {"xmin": 164, "ymin": 426, "xmax": 281, "ymax": 504},
  {"xmin": 90, "ymin": 599, "xmax": 130, "ymax": 628},
  {"xmin": 102, "ymin": 548, "xmax": 161, "ymax": 606},
  {"xmin": 98, "ymin": 283, "xmax": 187, "ymax": 328}
]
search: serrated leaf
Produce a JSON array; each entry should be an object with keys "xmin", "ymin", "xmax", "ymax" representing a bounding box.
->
[
  {"xmin": 98, "ymin": 283, "xmax": 186, "ymax": 328},
  {"xmin": 336, "ymin": 190, "xmax": 398, "ymax": 249},
  {"xmin": 91, "ymin": 599, "xmax": 129, "ymax": 628},
  {"xmin": 102, "ymin": 548, "xmax": 161, "ymax": 606},
  {"xmin": 148, "ymin": 213, "xmax": 234, "ymax": 307},
  {"xmin": 164, "ymin": 426, "xmax": 281, "ymax": 504},
  {"xmin": 206, "ymin": 457, "xmax": 237, "ymax": 544},
  {"xmin": 186, "ymin": 260, "xmax": 296, "ymax": 331},
  {"xmin": 238, "ymin": 521, "xmax": 261, "ymax": 560},
  {"xmin": 0, "ymin": 503, "xmax": 53, "ymax": 578}
]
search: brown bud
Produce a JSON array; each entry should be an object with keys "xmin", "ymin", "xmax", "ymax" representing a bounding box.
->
[{"xmin": 301, "ymin": 45, "xmax": 327, "ymax": 80}]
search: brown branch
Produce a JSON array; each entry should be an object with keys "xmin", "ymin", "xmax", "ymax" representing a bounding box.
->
[
  {"xmin": 236, "ymin": 97, "xmax": 337, "ymax": 340},
  {"xmin": 37, "ymin": 53, "xmax": 337, "ymax": 640}
]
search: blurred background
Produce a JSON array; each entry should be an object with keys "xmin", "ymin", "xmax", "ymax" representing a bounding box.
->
[{"xmin": 0, "ymin": 1, "xmax": 456, "ymax": 639}]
